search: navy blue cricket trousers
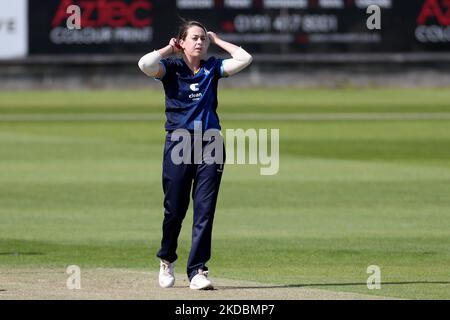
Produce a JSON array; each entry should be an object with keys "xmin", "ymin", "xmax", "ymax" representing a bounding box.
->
[{"xmin": 156, "ymin": 132, "xmax": 225, "ymax": 281}]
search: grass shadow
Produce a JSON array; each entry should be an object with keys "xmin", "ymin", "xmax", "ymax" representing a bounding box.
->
[{"xmin": 217, "ymin": 281, "xmax": 450, "ymax": 290}]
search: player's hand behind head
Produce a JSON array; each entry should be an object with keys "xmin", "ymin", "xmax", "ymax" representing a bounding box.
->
[
  {"xmin": 207, "ymin": 31, "xmax": 218, "ymax": 45},
  {"xmin": 169, "ymin": 38, "xmax": 182, "ymax": 54}
]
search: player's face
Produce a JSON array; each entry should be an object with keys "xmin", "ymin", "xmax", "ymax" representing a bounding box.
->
[{"xmin": 180, "ymin": 26, "xmax": 208, "ymax": 59}]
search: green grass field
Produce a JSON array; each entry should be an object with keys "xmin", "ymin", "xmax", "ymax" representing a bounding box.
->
[{"xmin": 0, "ymin": 88, "xmax": 449, "ymax": 299}]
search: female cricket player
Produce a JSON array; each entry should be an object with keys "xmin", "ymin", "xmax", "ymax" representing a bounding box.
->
[{"xmin": 138, "ymin": 20, "xmax": 252, "ymax": 290}]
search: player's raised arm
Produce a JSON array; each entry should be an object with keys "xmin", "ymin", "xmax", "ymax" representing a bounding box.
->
[
  {"xmin": 207, "ymin": 31, "xmax": 253, "ymax": 77},
  {"xmin": 138, "ymin": 38, "xmax": 181, "ymax": 78}
]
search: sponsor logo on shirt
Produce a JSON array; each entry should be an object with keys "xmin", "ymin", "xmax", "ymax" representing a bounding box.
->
[
  {"xmin": 189, "ymin": 83, "xmax": 202, "ymax": 101},
  {"xmin": 190, "ymin": 83, "xmax": 199, "ymax": 91}
]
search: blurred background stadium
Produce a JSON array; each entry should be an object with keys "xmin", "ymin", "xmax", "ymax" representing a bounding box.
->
[
  {"xmin": 1, "ymin": 0, "xmax": 450, "ymax": 300},
  {"xmin": 2, "ymin": 0, "xmax": 450, "ymax": 89}
]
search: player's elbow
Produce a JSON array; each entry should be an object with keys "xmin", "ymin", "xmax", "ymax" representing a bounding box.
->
[
  {"xmin": 138, "ymin": 57, "xmax": 149, "ymax": 74},
  {"xmin": 240, "ymin": 53, "xmax": 253, "ymax": 71},
  {"xmin": 232, "ymin": 48, "xmax": 253, "ymax": 68},
  {"xmin": 246, "ymin": 53, "xmax": 253, "ymax": 66},
  {"xmin": 138, "ymin": 57, "xmax": 157, "ymax": 77}
]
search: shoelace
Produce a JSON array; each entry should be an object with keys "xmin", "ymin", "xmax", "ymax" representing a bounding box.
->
[
  {"xmin": 198, "ymin": 270, "xmax": 208, "ymax": 277},
  {"xmin": 161, "ymin": 262, "xmax": 174, "ymax": 275}
]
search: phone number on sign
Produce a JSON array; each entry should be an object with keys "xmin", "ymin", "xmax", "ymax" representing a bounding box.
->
[{"xmin": 234, "ymin": 14, "xmax": 338, "ymax": 33}]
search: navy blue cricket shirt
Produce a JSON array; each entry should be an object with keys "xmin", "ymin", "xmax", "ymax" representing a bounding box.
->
[{"xmin": 156, "ymin": 56, "xmax": 226, "ymax": 132}]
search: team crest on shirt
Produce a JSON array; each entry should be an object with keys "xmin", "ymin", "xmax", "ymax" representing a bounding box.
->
[
  {"xmin": 204, "ymin": 69, "xmax": 210, "ymax": 75},
  {"xmin": 190, "ymin": 83, "xmax": 199, "ymax": 91},
  {"xmin": 189, "ymin": 83, "xmax": 202, "ymax": 101}
]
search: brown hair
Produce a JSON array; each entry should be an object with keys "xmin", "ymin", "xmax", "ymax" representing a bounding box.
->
[{"xmin": 177, "ymin": 20, "xmax": 207, "ymax": 40}]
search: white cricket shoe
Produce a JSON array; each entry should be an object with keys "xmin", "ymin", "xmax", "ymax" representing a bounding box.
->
[
  {"xmin": 159, "ymin": 259, "xmax": 175, "ymax": 288},
  {"xmin": 189, "ymin": 269, "xmax": 213, "ymax": 290}
]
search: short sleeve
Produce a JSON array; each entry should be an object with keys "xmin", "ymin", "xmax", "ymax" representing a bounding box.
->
[
  {"xmin": 214, "ymin": 58, "xmax": 227, "ymax": 79},
  {"xmin": 156, "ymin": 58, "xmax": 177, "ymax": 82}
]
